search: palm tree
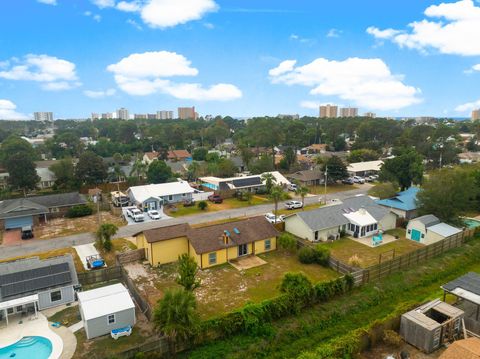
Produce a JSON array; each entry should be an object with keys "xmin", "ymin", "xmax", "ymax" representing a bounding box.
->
[
  {"xmin": 295, "ymin": 185, "xmax": 309, "ymax": 210},
  {"xmin": 129, "ymin": 158, "xmax": 147, "ymax": 179},
  {"xmin": 261, "ymin": 172, "xmax": 276, "ymax": 194},
  {"xmin": 96, "ymin": 223, "xmax": 118, "ymax": 251},
  {"xmin": 269, "ymin": 185, "xmax": 287, "ymax": 221},
  {"xmin": 154, "ymin": 288, "xmax": 199, "ymax": 355}
]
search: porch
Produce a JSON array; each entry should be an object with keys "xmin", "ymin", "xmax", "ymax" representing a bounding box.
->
[{"xmin": 0, "ymin": 294, "xmax": 39, "ymax": 327}]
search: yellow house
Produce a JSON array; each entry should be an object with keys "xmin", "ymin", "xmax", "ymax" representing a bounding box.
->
[{"xmin": 136, "ymin": 216, "xmax": 279, "ymax": 269}]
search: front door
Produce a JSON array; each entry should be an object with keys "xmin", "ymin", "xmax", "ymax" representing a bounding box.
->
[
  {"xmin": 411, "ymin": 229, "xmax": 421, "ymax": 241},
  {"xmin": 238, "ymin": 244, "xmax": 248, "ymax": 257}
]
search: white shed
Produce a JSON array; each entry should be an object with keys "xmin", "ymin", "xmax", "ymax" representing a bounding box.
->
[
  {"xmin": 78, "ymin": 283, "xmax": 136, "ymax": 339},
  {"xmin": 406, "ymin": 215, "xmax": 462, "ymax": 245}
]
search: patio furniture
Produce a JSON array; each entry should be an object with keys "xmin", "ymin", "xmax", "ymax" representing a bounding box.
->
[
  {"xmin": 372, "ymin": 233, "xmax": 383, "ymax": 246},
  {"xmin": 111, "ymin": 325, "xmax": 132, "ymax": 340}
]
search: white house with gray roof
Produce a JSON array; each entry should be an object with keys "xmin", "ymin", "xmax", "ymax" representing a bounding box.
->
[
  {"xmin": 0, "ymin": 255, "xmax": 78, "ymax": 325},
  {"xmin": 406, "ymin": 214, "xmax": 461, "ymax": 245},
  {"xmin": 285, "ymin": 195, "xmax": 396, "ymax": 242}
]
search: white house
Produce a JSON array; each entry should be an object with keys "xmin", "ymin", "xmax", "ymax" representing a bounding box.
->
[
  {"xmin": 347, "ymin": 160, "xmax": 384, "ymax": 176},
  {"xmin": 285, "ymin": 195, "xmax": 396, "ymax": 242},
  {"xmin": 78, "ymin": 283, "xmax": 136, "ymax": 340},
  {"xmin": 406, "ymin": 214, "xmax": 462, "ymax": 245},
  {"xmin": 127, "ymin": 180, "xmax": 196, "ymax": 211}
]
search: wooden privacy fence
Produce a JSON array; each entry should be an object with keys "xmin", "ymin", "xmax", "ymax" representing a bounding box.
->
[
  {"xmin": 361, "ymin": 230, "xmax": 468, "ymax": 283},
  {"xmin": 77, "ymin": 266, "xmax": 123, "ymax": 286},
  {"xmin": 121, "ymin": 266, "xmax": 153, "ymax": 321},
  {"xmin": 116, "ymin": 249, "xmax": 145, "ymax": 265}
]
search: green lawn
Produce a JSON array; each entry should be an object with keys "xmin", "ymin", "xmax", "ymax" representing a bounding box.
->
[
  {"xmin": 151, "ymin": 250, "xmax": 339, "ymax": 319},
  {"xmin": 323, "ymin": 230, "xmax": 423, "ymax": 268},
  {"xmin": 47, "ymin": 305, "xmax": 80, "ymax": 326},
  {"xmin": 166, "ymin": 196, "xmax": 270, "ymax": 217},
  {"xmin": 181, "ymin": 236, "xmax": 480, "ymax": 359},
  {"xmin": 307, "ymin": 183, "xmax": 359, "ymax": 195}
]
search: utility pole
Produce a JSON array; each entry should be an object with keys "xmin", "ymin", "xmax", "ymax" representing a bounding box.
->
[{"xmin": 324, "ymin": 166, "xmax": 328, "ymax": 205}]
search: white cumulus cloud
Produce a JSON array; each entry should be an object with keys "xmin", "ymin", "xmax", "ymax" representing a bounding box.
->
[
  {"xmin": 116, "ymin": 1, "xmax": 141, "ymax": 12},
  {"xmin": 141, "ymin": 0, "xmax": 218, "ymax": 28},
  {"xmin": 0, "ymin": 100, "xmax": 28, "ymax": 120},
  {"xmin": 0, "ymin": 54, "xmax": 80, "ymax": 91},
  {"xmin": 107, "ymin": 51, "xmax": 242, "ymax": 101},
  {"xmin": 91, "ymin": 0, "xmax": 115, "ymax": 8},
  {"xmin": 367, "ymin": 0, "xmax": 480, "ymax": 56},
  {"xmin": 91, "ymin": 0, "xmax": 218, "ymax": 28},
  {"xmin": 37, "ymin": 0, "xmax": 57, "ymax": 5},
  {"xmin": 84, "ymin": 88, "xmax": 116, "ymax": 98},
  {"xmin": 269, "ymin": 57, "xmax": 421, "ymax": 111},
  {"xmin": 455, "ymin": 98, "xmax": 480, "ymax": 112}
]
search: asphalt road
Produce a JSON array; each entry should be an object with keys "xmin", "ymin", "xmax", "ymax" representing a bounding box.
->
[{"xmin": 0, "ymin": 184, "xmax": 371, "ymax": 260}]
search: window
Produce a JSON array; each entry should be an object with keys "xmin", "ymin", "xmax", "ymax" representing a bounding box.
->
[
  {"xmin": 107, "ymin": 314, "xmax": 115, "ymax": 325},
  {"xmin": 182, "ymin": 193, "xmax": 186, "ymax": 197},
  {"xmin": 168, "ymin": 195, "xmax": 173, "ymax": 201},
  {"xmin": 50, "ymin": 290, "xmax": 62, "ymax": 302},
  {"xmin": 16, "ymin": 306, "xmax": 23, "ymax": 313},
  {"xmin": 265, "ymin": 239, "xmax": 271, "ymax": 250},
  {"xmin": 208, "ymin": 252, "xmax": 217, "ymax": 265},
  {"xmin": 421, "ymin": 234, "xmax": 425, "ymax": 238},
  {"xmin": 408, "ymin": 229, "xmax": 411, "ymax": 234},
  {"xmin": 314, "ymin": 231, "xmax": 319, "ymax": 240}
]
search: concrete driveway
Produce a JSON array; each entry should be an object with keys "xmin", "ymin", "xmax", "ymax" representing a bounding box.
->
[
  {"xmin": 73, "ymin": 243, "xmax": 101, "ymax": 270},
  {"xmin": 122, "ymin": 206, "xmax": 171, "ymax": 225}
]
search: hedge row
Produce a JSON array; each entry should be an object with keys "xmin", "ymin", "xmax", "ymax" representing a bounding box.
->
[
  {"xmin": 199, "ymin": 275, "xmax": 354, "ymax": 341},
  {"xmin": 66, "ymin": 204, "xmax": 93, "ymax": 218}
]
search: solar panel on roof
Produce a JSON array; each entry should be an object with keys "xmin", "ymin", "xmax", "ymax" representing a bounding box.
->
[
  {"xmin": 233, "ymin": 227, "xmax": 240, "ymax": 234},
  {"xmin": 0, "ymin": 263, "xmax": 72, "ymax": 299},
  {"xmin": 224, "ymin": 230, "xmax": 231, "ymax": 236},
  {"xmin": 0, "ymin": 263, "xmax": 69, "ymax": 286}
]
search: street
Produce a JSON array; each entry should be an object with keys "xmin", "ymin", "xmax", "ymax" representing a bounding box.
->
[{"xmin": 0, "ymin": 185, "xmax": 371, "ymax": 260}]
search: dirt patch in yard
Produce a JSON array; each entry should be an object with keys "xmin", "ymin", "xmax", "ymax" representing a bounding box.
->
[
  {"xmin": 124, "ymin": 251, "xmax": 339, "ymax": 319},
  {"xmin": 35, "ymin": 212, "xmax": 125, "ymax": 240}
]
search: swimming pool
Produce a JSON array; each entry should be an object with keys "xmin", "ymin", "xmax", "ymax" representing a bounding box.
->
[
  {"xmin": 464, "ymin": 218, "xmax": 480, "ymax": 229},
  {"xmin": 0, "ymin": 336, "xmax": 52, "ymax": 359}
]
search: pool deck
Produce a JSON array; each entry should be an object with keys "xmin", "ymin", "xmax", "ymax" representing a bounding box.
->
[{"xmin": 0, "ymin": 312, "xmax": 64, "ymax": 359}]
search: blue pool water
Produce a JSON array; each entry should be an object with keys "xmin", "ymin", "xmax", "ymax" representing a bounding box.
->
[
  {"xmin": 464, "ymin": 218, "xmax": 480, "ymax": 229},
  {"xmin": 0, "ymin": 336, "xmax": 52, "ymax": 359}
]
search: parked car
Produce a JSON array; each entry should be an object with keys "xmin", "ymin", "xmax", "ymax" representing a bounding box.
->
[
  {"xmin": 342, "ymin": 177, "xmax": 354, "ymax": 185},
  {"xmin": 285, "ymin": 200, "xmax": 303, "ymax": 210},
  {"xmin": 147, "ymin": 210, "xmax": 161, "ymax": 220},
  {"xmin": 127, "ymin": 207, "xmax": 145, "ymax": 222},
  {"xmin": 21, "ymin": 226, "xmax": 34, "ymax": 240},
  {"xmin": 264, "ymin": 212, "xmax": 285, "ymax": 224},
  {"xmin": 352, "ymin": 176, "xmax": 365, "ymax": 184},
  {"xmin": 288, "ymin": 183, "xmax": 298, "ymax": 191},
  {"xmin": 208, "ymin": 194, "xmax": 223, "ymax": 203}
]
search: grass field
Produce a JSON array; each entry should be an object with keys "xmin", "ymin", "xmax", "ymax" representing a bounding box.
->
[
  {"xmin": 166, "ymin": 196, "xmax": 271, "ymax": 217},
  {"xmin": 307, "ymin": 183, "xmax": 359, "ymax": 195},
  {"xmin": 181, "ymin": 236, "xmax": 480, "ymax": 359},
  {"xmin": 323, "ymin": 230, "xmax": 423, "ymax": 268}
]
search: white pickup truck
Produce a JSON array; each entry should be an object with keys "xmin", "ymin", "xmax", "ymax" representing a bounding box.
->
[{"xmin": 127, "ymin": 207, "xmax": 145, "ymax": 222}]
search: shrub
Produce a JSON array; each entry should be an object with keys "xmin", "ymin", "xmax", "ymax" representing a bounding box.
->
[
  {"xmin": 280, "ymin": 272, "xmax": 313, "ymax": 299},
  {"xmin": 313, "ymin": 245, "xmax": 330, "ymax": 266},
  {"xmin": 298, "ymin": 245, "xmax": 330, "ymax": 266},
  {"xmin": 198, "ymin": 201, "xmax": 208, "ymax": 210},
  {"xmin": 298, "ymin": 247, "xmax": 317, "ymax": 264},
  {"xmin": 66, "ymin": 204, "xmax": 93, "ymax": 218},
  {"xmin": 278, "ymin": 233, "xmax": 297, "ymax": 252},
  {"xmin": 347, "ymin": 254, "xmax": 363, "ymax": 267},
  {"xmin": 383, "ymin": 329, "xmax": 402, "ymax": 347},
  {"xmin": 103, "ymin": 238, "xmax": 112, "ymax": 252}
]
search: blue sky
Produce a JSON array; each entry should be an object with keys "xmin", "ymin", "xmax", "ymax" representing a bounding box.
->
[{"xmin": 1, "ymin": 0, "xmax": 480, "ymax": 119}]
